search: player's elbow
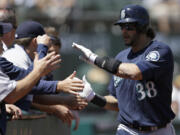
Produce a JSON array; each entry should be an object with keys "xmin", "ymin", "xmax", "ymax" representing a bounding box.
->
[
  {"xmin": 128, "ymin": 66, "xmax": 142, "ymax": 80},
  {"xmin": 129, "ymin": 66, "xmax": 143, "ymax": 80}
]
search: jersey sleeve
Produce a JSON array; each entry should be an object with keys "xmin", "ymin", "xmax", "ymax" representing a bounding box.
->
[
  {"xmin": 0, "ymin": 70, "xmax": 16, "ymax": 102},
  {"xmin": 136, "ymin": 46, "xmax": 173, "ymax": 80},
  {"xmin": 37, "ymin": 44, "xmax": 48, "ymax": 59},
  {"xmin": 0, "ymin": 57, "xmax": 31, "ymax": 80},
  {"xmin": 30, "ymin": 80, "xmax": 58, "ymax": 94}
]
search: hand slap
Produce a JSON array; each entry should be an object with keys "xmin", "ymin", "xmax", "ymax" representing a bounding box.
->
[
  {"xmin": 78, "ymin": 75, "xmax": 95, "ymax": 102},
  {"xmin": 72, "ymin": 42, "xmax": 98, "ymax": 64}
]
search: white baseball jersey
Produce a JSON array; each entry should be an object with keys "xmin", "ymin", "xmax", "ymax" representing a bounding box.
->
[
  {"xmin": 2, "ymin": 44, "xmax": 32, "ymax": 69},
  {"xmin": 2, "ymin": 44, "xmax": 33, "ymax": 102},
  {"xmin": 0, "ymin": 69, "xmax": 16, "ymax": 102}
]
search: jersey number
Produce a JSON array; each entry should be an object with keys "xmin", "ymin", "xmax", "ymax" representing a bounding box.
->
[{"xmin": 136, "ymin": 81, "xmax": 157, "ymax": 101}]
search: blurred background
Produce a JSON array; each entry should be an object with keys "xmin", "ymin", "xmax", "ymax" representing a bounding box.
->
[{"xmin": 2, "ymin": 0, "xmax": 180, "ymax": 134}]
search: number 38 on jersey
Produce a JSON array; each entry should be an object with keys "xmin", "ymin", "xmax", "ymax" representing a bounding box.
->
[{"xmin": 136, "ymin": 81, "xmax": 157, "ymax": 101}]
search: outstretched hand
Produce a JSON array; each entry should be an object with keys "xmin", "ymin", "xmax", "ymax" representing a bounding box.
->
[
  {"xmin": 57, "ymin": 71, "xmax": 84, "ymax": 94},
  {"xmin": 34, "ymin": 51, "xmax": 61, "ymax": 77},
  {"xmin": 72, "ymin": 42, "xmax": 98, "ymax": 64}
]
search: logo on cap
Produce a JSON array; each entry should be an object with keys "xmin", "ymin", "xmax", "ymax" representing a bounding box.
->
[{"xmin": 121, "ymin": 9, "xmax": 126, "ymax": 19}]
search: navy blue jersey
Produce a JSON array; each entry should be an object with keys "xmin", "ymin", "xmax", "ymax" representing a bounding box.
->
[{"xmin": 108, "ymin": 40, "xmax": 175, "ymax": 127}]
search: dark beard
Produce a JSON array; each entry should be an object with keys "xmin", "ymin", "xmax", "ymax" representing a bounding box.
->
[
  {"xmin": 124, "ymin": 40, "xmax": 134, "ymax": 47},
  {"xmin": 125, "ymin": 42, "xmax": 132, "ymax": 46},
  {"xmin": 124, "ymin": 34, "xmax": 139, "ymax": 47}
]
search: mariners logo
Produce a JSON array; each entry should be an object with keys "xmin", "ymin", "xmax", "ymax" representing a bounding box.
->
[
  {"xmin": 146, "ymin": 51, "xmax": 160, "ymax": 61},
  {"xmin": 114, "ymin": 76, "xmax": 123, "ymax": 87},
  {"xmin": 121, "ymin": 9, "xmax": 125, "ymax": 19}
]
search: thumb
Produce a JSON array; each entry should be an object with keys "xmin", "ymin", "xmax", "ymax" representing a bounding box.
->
[
  {"xmin": 82, "ymin": 75, "xmax": 87, "ymax": 83},
  {"xmin": 69, "ymin": 71, "xmax": 76, "ymax": 79},
  {"xmin": 72, "ymin": 42, "xmax": 82, "ymax": 51}
]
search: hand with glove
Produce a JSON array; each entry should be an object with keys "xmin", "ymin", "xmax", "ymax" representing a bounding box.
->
[
  {"xmin": 72, "ymin": 42, "xmax": 98, "ymax": 64},
  {"xmin": 78, "ymin": 75, "xmax": 95, "ymax": 102},
  {"xmin": 79, "ymin": 75, "xmax": 107, "ymax": 107}
]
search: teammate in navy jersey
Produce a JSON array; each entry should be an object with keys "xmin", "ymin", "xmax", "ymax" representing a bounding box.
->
[{"xmin": 73, "ymin": 4, "xmax": 176, "ymax": 135}]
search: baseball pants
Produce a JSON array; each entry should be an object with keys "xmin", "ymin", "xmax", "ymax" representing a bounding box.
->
[{"xmin": 116, "ymin": 123, "xmax": 176, "ymax": 135}]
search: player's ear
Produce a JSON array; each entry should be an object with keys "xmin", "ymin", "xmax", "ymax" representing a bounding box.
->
[
  {"xmin": 32, "ymin": 38, "xmax": 37, "ymax": 44},
  {"xmin": 31, "ymin": 38, "xmax": 37, "ymax": 47}
]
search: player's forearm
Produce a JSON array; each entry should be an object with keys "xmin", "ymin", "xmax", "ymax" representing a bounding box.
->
[
  {"xmin": 95, "ymin": 57, "xmax": 142, "ymax": 80},
  {"xmin": 116, "ymin": 63, "xmax": 142, "ymax": 80},
  {"xmin": 4, "ymin": 69, "xmax": 42, "ymax": 104},
  {"xmin": 104, "ymin": 95, "xmax": 119, "ymax": 111},
  {"xmin": 31, "ymin": 103, "xmax": 54, "ymax": 114},
  {"xmin": 33, "ymin": 95, "xmax": 67, "ymax": 105},
  {"xmin": 90, "ymin": 94, "xmax": 118, "ymax": 111}
]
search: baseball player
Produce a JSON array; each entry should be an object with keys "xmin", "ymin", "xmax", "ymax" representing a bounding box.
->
[
  {"xmin": 73, "ymin": 4, "xmax": 176, "ymax": 135},
  {"xmin": 0, "ymin": 22, "xmax": 61, "ymax": 135}
]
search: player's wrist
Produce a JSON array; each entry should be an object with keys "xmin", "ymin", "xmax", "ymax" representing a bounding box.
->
[
  {"xmin": 89, "ymin": 53, "xmax": 98, "ymax": 63},
  {"xmin": 94, "ymin": 56, "xmax": 121, "ymax": 74},
  {"xmin": 86, "ymin": 90, "xmax": 96, "ymax": 102},
  {"xmin": 90, "ymin": 94, "xmax": 107, "ymax": 108},
  {"xmin": 56, "ymin": 81, "xmax": 64, "ymax": 93}
]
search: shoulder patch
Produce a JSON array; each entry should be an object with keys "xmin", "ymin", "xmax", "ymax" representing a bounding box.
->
[{"xmin": 146, "ymin": 51, "xmax": 160, "ymax": 61}]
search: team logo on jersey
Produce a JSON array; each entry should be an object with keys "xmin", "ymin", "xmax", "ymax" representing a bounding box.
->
[
  {"xmin": 114, "ymin": 75, "xmax": 123, "ymax": 87},
  {"xmin": 121, "ymin": 9, "xmax": 126, "ymax": 19},
  {"xmin": 145, "ymin": 51, "xmax": 160, "ymax": 61}
]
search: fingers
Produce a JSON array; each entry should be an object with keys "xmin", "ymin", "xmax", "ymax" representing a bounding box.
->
[
  {"xmin": 68, "ymin": 90, "xmax": 79, "ymax": 95},
  {"xmin": 72, "ymin": 79, "xmax": 83, "ymax": 84},
  {"xmin": 82, "ymin": 75, "xmax": 89, "ymax": 84},
  {"xmin": 72, "ymin": 42, "xmax": 84, "ymax": 51},
  {"xmin": 64, "ymin": 111, "xmax": 73, "ymax": 128},
  {"xmin": 47, "ymin": 56, "xmax": 61, "ymax": 67},
  {"xmin": 71, "ymin": 83, "xmax": 84, "ymax": 88},
  {"xmin": 11, "ymin": 109, "xmax": 22, "ymax": 120},
  {"xmin": 82, "ymin": 75, "xmax": 86, "ymax": 82},
  {"xmin": 37, "ymin": 34, "xmax": 52, "ymax": 47},
  {"xmin": 44, "ymin": 52, "xmax": 60, "ymax": 61},
  {"xmin": 43, "ymin": 51, "xmax": 55, "ymax": 61},
  {"xmin": 75, "ymin": 101, "xmax": 88, "ymax": 110},
  {"xmin": 69, "ymin": 86, "xmax": 84, "ymax": 92},
  {"xmin": 46, "ymin": 54, "xmax": 61, "ymax": 70},
  {"xmin": 73, "ymin": 116, "xmax": 80, "ymax": 130}
]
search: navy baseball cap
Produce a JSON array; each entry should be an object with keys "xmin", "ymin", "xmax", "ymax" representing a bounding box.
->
[
  {"xmin": 15, "ymin": 20, "xmax": 45, "ymax": 39},
  {"xmin": 0, "ymin": 22, "xmax": 13, "ymax": 35}
]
